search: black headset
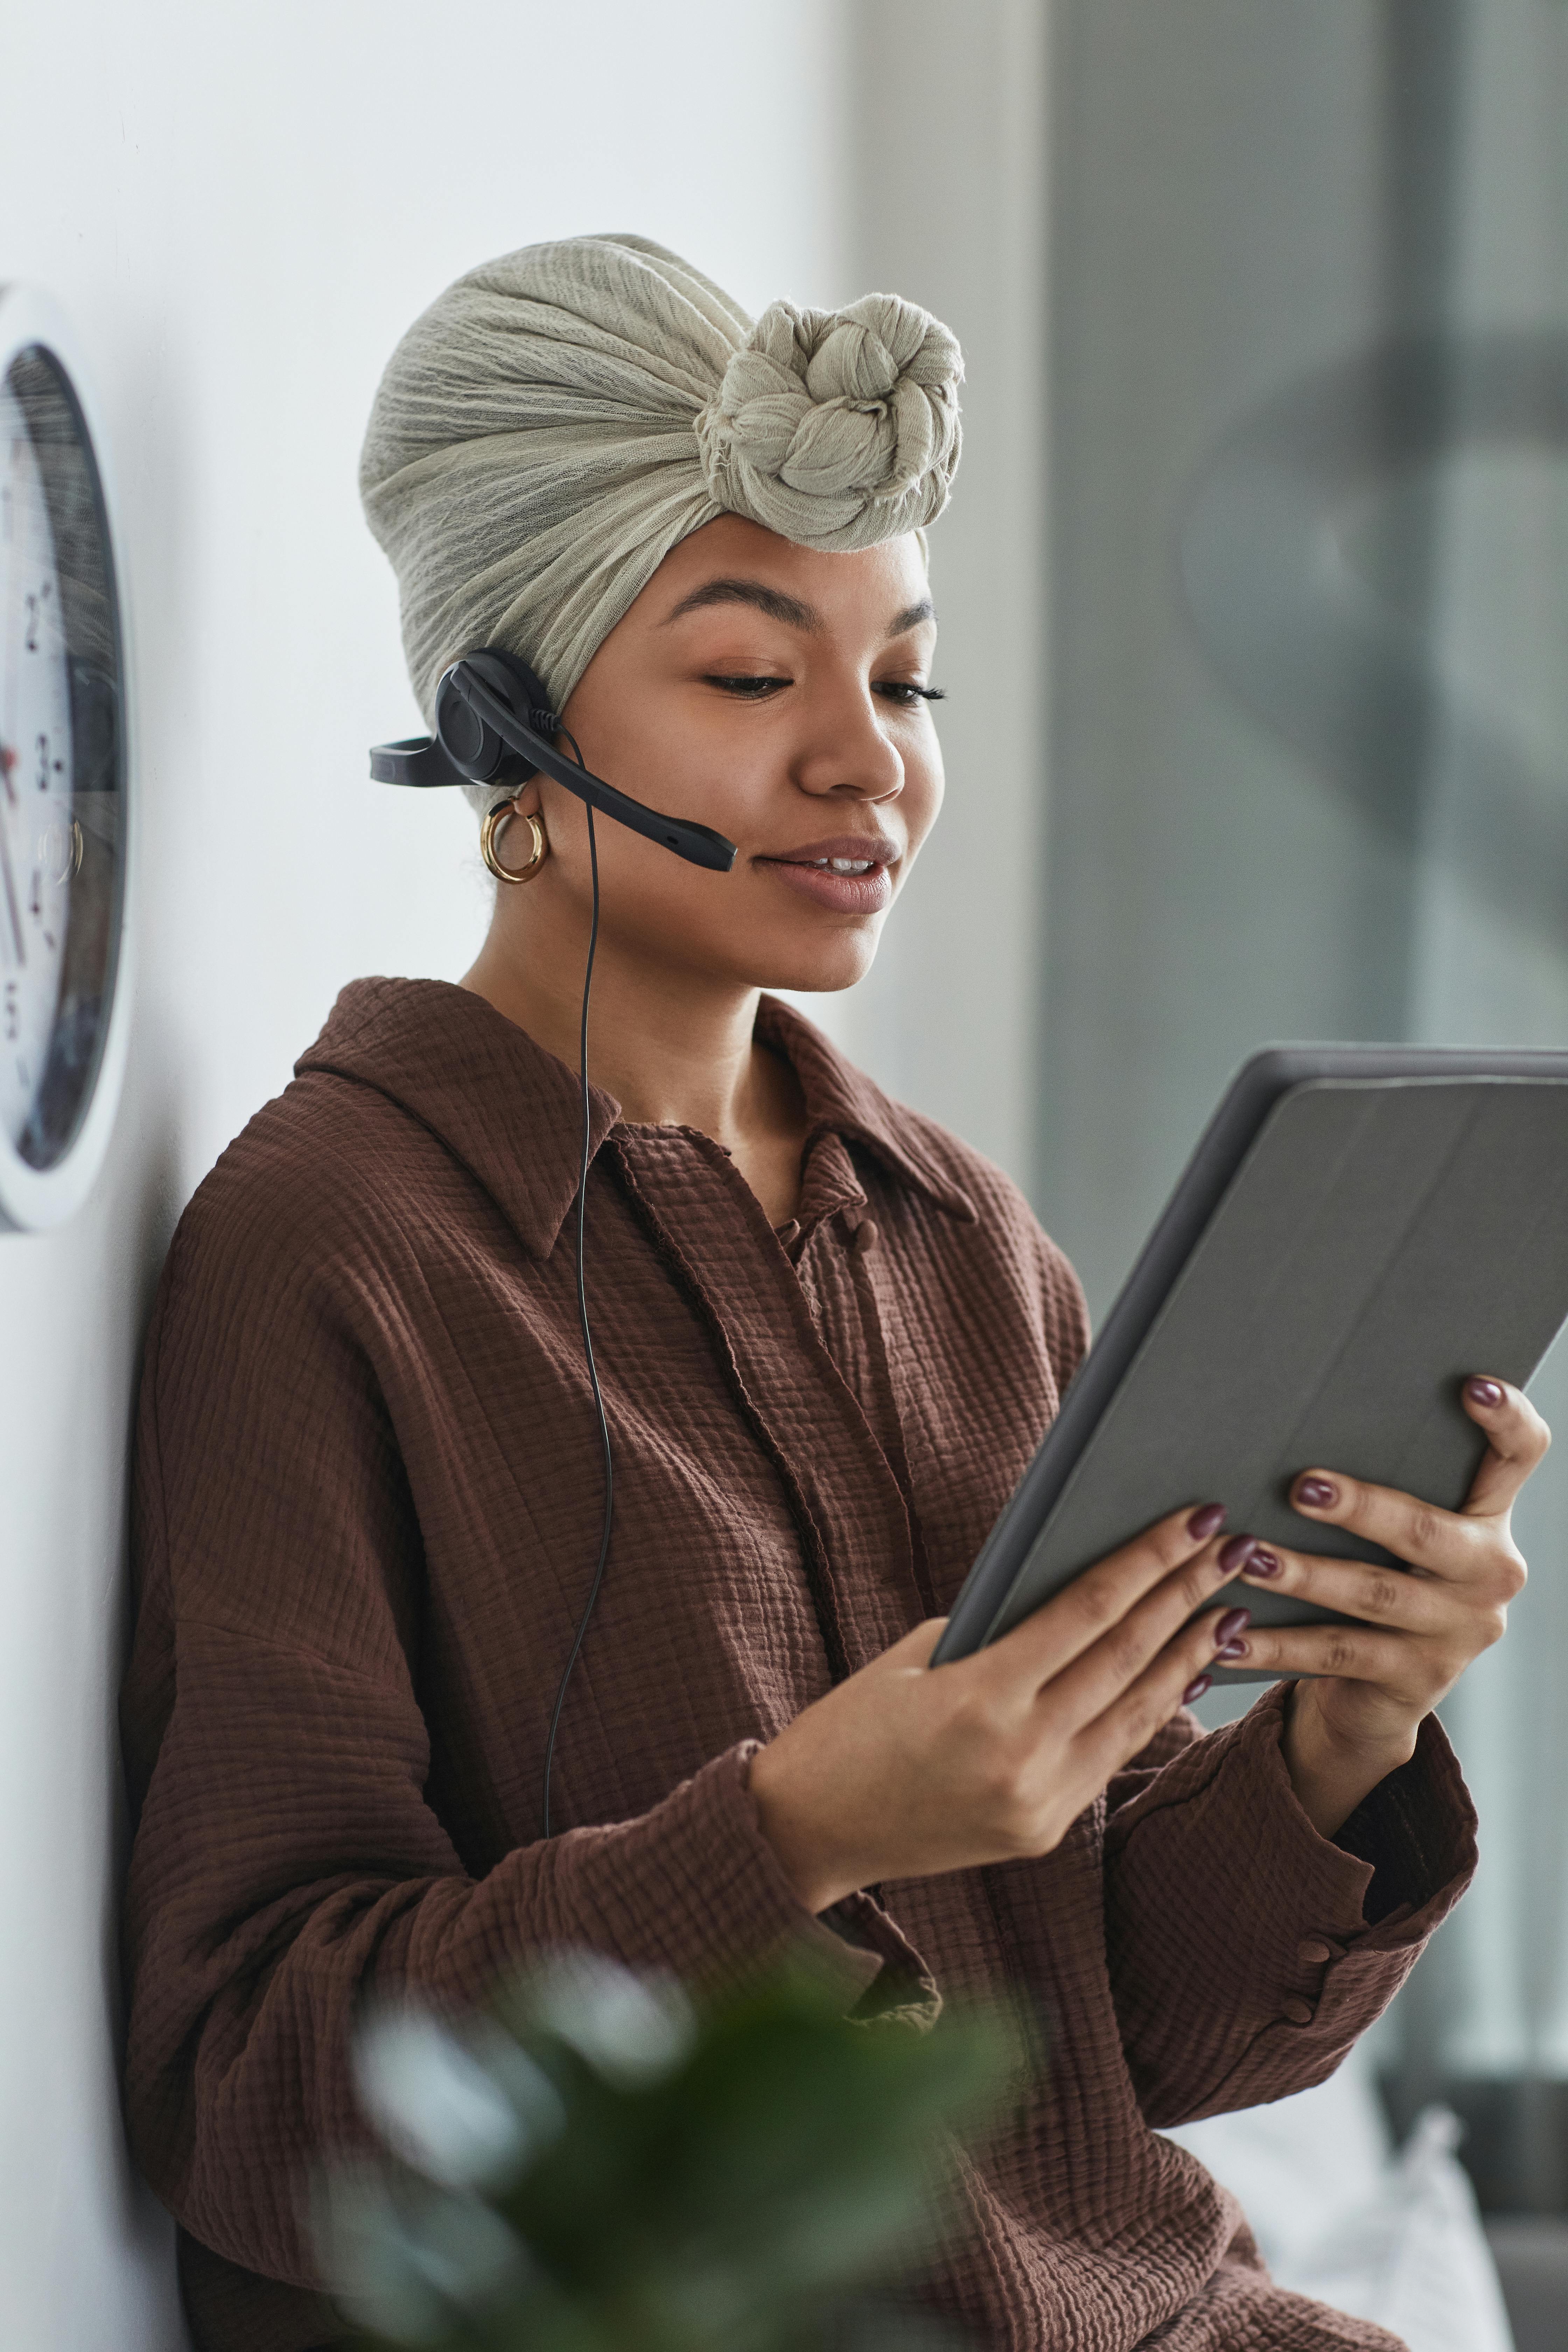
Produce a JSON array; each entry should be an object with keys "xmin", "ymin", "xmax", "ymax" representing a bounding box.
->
[
  {"xmin": 370, "ymin": 648, "xmax": 737, "ymax": 872},
  {"xmin": 371, "ymin": 650, "xmax": 737, "ymax": 1837}
]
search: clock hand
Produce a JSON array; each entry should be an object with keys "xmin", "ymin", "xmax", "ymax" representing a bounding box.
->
[
  {"xmin": 0, "ymin": 824, "xmax": 25, "ymax": 965},
  {"xmin": 0, "ymin": 742, "xmax": 16, "ymax": 808}
]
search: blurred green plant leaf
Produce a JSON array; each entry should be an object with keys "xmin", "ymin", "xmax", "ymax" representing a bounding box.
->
[{"xmin": 314, "ymin": 1948, "xmax": 1020, "ymax": 2352}]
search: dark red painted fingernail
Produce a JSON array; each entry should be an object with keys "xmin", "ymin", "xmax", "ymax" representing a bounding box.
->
[
  {"xmin": 1295, "ymin": 1477, "xmax": 1338, "ymax": 1509},
  {"xmin": 1217, "ymin": 1534, "xmax": 1260, "ymax": 1575},
  {"xmin": 1217, "ymin": 1639, "xmax": 1249, "ymax": 1660},
  {"xmin": 1244, "ymin": 1547, "xmax": 1283, "ymax": 1578},
  {"xmin": 1466, "ymin": 1377, "xmax": 1505, "ymax": 1407},
  {"xmin": 1215, "ymin": 1608, "xmax": 1252, "ymax": 1646},
  {"xmin": 1182, "ymin": 1675, "xmax": 1212, "ymax": 1704},
  {"xmin": 1188, "ymin": 1503, "xmax": 1227, "ymax": 1542}
]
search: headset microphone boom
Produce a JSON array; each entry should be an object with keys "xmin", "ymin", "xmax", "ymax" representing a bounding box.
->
[{"xmin": 371, "ymin": 647, "xmax": 737, "ymax": 869}]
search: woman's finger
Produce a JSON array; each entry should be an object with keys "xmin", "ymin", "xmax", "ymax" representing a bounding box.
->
[
  {"xmin": 1288, "ymin": 1464, "xmax": 1490, "ymax": 1582},
  {"xmin": 1232, "ymin": 1542, "xmax": 1452, "ymax": 1632},
  {"xmin": 1289, "ymin": 1381, "xmax": 1551, "ymax": 1574},
  {"xmin": 1047, "ymin": 1546, "xmax": 1258, "ymax": 1726},
  {"xmin": 1225, "ymin": 1619, "xmax": 1422, "ymax": 1689},
  {"xmin": 986, "ymin": 1504, "xmax": 1241, "ymax": 1694},
  {"xmin": 1071, "ymin": 1605, "xmax": 1240, "ymax": 1786},
  {"xmin": 881, "ymin": 1618, "xmax": 949, "ymax": 1671},
  {"xmin": 1456, "ymin": 1376, "xmax": 1552, "ymax": 1517}
]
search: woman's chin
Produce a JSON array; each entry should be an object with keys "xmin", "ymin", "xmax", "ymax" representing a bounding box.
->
[{"xmin": 746, "ymin": 934, "xmax": 883, "ymax": 998}]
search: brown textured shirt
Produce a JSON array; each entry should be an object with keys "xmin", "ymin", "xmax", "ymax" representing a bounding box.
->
[{"xmin": 121, "ymin": 979, "xmax": 1477, "ymax": 2352}]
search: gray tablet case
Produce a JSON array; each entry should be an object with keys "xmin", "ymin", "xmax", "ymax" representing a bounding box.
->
[{"xmin": 933, "ymin": 1048, "xmax": 1568, "ymax": 1681}]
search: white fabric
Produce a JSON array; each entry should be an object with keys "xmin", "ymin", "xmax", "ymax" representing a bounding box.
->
[
  {"xmin": 1162, "ymin": 2052, "xmax": 1515, "ymax": 2352},
  {"xmin": 359, "ymin": 234, "xmax": 963, "ymax": 759}
]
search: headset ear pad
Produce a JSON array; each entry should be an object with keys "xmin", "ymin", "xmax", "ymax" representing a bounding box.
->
[{"xmin": 434, "ymin": 648, "xmax": 554, "ymax": 785}]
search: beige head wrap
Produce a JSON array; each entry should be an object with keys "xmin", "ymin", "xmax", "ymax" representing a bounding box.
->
[{"xmin": 359, "ymin": 233, "xmax": 962, "ymax": 805}]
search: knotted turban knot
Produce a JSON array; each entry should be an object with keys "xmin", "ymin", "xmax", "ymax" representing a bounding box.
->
[
  {"xmin": 695, "ymin": 296, "xmax": 964, "ymax": 549},
  {"xmin": 360, "ymin": 235, "xmax": 964, "ymax": 811}
]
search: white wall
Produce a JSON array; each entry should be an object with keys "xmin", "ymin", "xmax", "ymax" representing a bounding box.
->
[
  {"xmin": 835, "ymin": 0, "xmax": 1050, "ymax": 1186},
  {"xmin": 0, "ymin": 6, "xmax": 858, "ymax": 2342}
]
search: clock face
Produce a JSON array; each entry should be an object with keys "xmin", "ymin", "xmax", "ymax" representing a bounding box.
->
[
  {"xmin": 0, "ymin": 299, "xmax": 128, "ymax": 1228},
  {"xmin": 0, "ymin": 383, "xmax": 75, "ymax": 1148}
]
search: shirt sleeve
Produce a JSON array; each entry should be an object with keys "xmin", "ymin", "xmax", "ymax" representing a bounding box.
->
[
  {"xmin": 120, "ymin": 1229, "xmax": 929, "ymax": 2295},
  {"xmin": 1099, "ymin": 1684, "xmax": 1477, "ymax": 2127}
]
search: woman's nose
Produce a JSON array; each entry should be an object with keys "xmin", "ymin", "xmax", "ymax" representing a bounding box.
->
[{"xmin": 791, "ymin": 685, "xmax": 906, "ymax": 802}]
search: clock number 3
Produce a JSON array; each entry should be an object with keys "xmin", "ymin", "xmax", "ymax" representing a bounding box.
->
[{"xmin": 22, "ymin": 582, "xmax": 51, "ymax": 656}]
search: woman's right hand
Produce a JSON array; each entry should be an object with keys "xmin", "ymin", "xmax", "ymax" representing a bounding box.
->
[{"xmin": 748, "ymin": 1506, "xmax": 1257, "ymax": 1913}]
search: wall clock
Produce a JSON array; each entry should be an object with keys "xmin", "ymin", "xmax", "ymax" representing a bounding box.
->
[{"xmin": 0, "ymin": 286, "xmax": 132, "ymax": 1232}]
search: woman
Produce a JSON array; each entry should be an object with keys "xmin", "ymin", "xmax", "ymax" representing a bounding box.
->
[{"xmin": 121, "ymin": 236, "xmax": 1545, "ymax": 2352}]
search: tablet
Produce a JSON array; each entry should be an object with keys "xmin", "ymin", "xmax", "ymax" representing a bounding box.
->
[{"xmin": 932, "ymin": 1048, "xmax": 1568, "ymax": 1680}]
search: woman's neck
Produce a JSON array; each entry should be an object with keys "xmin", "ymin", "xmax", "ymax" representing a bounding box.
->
[{"xmin": 462, "ymin": 910, "xmax": 811, "ymax": 1221}]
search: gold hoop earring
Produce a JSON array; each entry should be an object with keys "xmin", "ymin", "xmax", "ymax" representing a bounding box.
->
[{"xmin": 481, "ymin": 802, "xmax": 549, "ymax": 885}]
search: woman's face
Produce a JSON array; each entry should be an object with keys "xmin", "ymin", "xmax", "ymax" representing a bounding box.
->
[{"xmin": 512, "ymin": 514, "xmax": 944, "ymax": 995}]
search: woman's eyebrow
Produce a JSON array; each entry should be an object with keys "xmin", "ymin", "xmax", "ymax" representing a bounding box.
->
[
  {"xmin": 659, "ymin": 578, "xmax": 937, "ymax": 639},
  {"xmin": 888, "ymin": 596, "xmax": 936, "ymax": 637},
  {"xmin": 660, "ymin": 578, "xmax": 821, "ymax": 630}
]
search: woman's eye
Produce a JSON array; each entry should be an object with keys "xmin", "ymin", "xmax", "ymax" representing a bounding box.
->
[
  {"xmin": 703, "ymin": 674, "xmax": 946, "ymax": 705},
  {"xmin": 705, "ymin": 674, "xmax": 790, "ymax": 699}
]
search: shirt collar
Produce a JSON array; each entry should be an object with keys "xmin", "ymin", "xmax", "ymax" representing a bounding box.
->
[
  {"xmin": 295, "ymin": 979, "xmax": 974, "ymax": 1260},
  {"xmin": 756, "ymin": 996, "xmax": 977, "ymax": 1226},
  {"xmin": 296, "ymin": 978, "xmax": 621, "ymax": 1258}
]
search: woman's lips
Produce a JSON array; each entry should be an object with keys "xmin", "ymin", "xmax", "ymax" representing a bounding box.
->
[{"xmin": 754, "ymin": 833, "xmax": 900, "ymax": 915}]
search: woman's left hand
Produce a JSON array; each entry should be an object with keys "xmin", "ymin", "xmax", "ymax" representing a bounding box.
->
[{"xmin": 1229, "ymin": 1375, "xmax": 1550, "ymax": 1837}]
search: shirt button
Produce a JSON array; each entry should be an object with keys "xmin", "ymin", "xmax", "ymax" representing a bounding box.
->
[
  {"xmin": 1297, "ymin": 1938, "xmax": 1334, "ymax": 1966},
  {"xmin": 853, "ymin": 1217, "xmax": 880, "ymax": 1253},
  {"xmin": 1282, "ymin": 1996, "xmax": 1315, "ymax": 2027}
]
